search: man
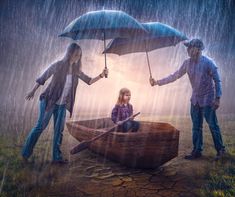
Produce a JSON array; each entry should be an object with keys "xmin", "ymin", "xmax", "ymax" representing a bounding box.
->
[{"xmin": 150, "ymin": 38, "xmax": 225, "ymax": 160}]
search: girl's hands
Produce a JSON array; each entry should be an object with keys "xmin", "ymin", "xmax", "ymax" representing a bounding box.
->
[
  {"xmin": 116, "ymin": 121, "xmax": 122, "ymax": 125},
  {"xmin": 25, "ymin": 90, "xmax": 35, "ymax": 100}
]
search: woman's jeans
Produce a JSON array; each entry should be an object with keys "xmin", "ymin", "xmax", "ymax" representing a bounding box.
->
[
  {"xmin": 190, "ymin": 103, "xmax": 225, "ymax": 153},
  {"xmin": 22, "ymin": 99, "xmax": 66, "ymax": 161},
  {"xmin": 118, "ymin": 120, "xmax": 140, "ymax": 132}
]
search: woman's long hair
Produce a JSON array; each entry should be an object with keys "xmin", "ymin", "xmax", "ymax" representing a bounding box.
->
[
  {"xmin": 64, "ymin": 43, "xmax": 82, "ymax": 72},
  {"xmin": 116, "ymin": 88, "xmax": 131, "ymax": 105}
]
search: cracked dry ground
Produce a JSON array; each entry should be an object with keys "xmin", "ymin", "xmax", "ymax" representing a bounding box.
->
[{"xmin": 27, "ymin": 118, "xmax": 216, "ymax": 197}]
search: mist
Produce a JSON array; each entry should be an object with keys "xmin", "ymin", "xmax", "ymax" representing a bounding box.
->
[{"xmin": 0, "ymin": 0, "xmax": 234, "ymax": 127}]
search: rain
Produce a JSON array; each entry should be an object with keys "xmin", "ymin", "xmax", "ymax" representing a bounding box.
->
[{"xmin": 0, "ymin": 0, "xmax": 235, "ymax": 196}]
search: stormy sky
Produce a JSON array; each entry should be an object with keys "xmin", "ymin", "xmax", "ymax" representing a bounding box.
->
[{"xmin": 0, "ymin": 0, "xmax": 235, "ymax": 123}]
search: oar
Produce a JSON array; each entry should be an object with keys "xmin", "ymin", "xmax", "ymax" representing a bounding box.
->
[{"xmin": 70, "ymin": 112, "xmax": 140, "ymax": 155}]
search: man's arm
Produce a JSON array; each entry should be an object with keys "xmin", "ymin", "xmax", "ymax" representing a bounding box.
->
[
  {"xmin": 156, "ymin": 62, "xmax": 187, "ymax": 86},
  {"xmin": 209, "ymin": 61, "xmax": 222, "ymax": 110},
  {"xmin": 209, "ymin": 62, "xmax": 222, "ymax": 99}
]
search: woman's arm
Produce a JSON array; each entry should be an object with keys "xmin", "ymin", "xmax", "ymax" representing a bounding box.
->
[
  {"xmin": 25, "ymin": 82, "xmax": 40, "ymax": 100},
  {"xmin": 36, "ymin": 62, "xmax": 58, "ymax": 85},
  {"xmin": 26, "ymin": 62, "xmax": 59, "ymax": 100},
  {"xmin": 78, "ymin": 68, "xmax": 108, "ymax": 85},
  {"xmin": 88, "ymin": 73, "xmax": 104, "ymax": 85}
]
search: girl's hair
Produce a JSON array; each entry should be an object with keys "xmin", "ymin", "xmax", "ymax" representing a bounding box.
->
[
  {"xmin": 116, "ymin": 88, "xmax": 131, "ymax": 105},
  {"xmin": 64, "ymin": 43, "xmax": 82, "ymax": 72}
]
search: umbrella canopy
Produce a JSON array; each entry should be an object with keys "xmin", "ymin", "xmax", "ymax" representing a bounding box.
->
[
  {"xmin": 59, "ymin": 10, "xmax": 148, "ymax": 78},
  {"xmin": 103, "ymin": 22, "xmax": 188, "ymax": 78},
  {"xmin": 59, "ymin": 10, "xmax": 148, "ymax": 40},
  {"xmin": 104, "ymin": 22, "xmax": 188, "ymax": 55}
]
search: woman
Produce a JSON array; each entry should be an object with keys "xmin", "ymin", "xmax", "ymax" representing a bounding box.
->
[{"xmin": 22, "ymin": 43, "xmax": 108, "ymax": 164}]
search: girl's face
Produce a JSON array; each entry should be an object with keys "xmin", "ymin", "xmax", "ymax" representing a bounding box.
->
[{"xmin": 123, "ymin": 92, "xmax": 131, "ymax": 103}]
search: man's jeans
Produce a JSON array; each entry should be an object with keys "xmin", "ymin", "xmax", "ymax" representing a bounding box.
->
[
  {"xmin": 190, "ymin": 104, "xmax": 225, "ymax": 153},
  {"xmin": 22, "ymin": 99, "xmax": 66, "ymax": 161}
]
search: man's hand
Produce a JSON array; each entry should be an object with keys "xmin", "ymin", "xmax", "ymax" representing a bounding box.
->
[
  {"xmin": 149, "ymin": 77, "xmax": 160, "ymax": 86},
  {"xmin": 212, "ymin": 98, "xmax": 220, "ymax": 110},
  {"xmin": 25, "ymin": 90, "xmax": 35, "ymax": 100},
  {"xmin": 149, "ymin": 77, "xmax": 155, "ymax": 86},
  {"xmin": 100, "ymin": 68, "xmax": 109, "ymax": 78}
]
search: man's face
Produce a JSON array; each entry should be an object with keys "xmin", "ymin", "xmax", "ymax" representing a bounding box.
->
[{"xmin": 187, "ymin": 46, "xmax": 200, "ymax": 59}]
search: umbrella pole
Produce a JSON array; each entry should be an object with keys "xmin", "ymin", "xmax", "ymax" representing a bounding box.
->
[
  {"xmin": 145, "ymin": 50, "xmax": 153, "ymax": 79},
  {"xmin": 103, "ymin": 31, "xmax": 108, "ymax": 78}
]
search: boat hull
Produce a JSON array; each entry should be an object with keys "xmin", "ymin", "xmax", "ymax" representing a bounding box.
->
[{"xmin": 66, "ymin": 118, "xmax": 179, "ymax": 169}]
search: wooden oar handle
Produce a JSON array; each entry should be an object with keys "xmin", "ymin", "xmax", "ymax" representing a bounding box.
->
[
  {"xmin": 132, "ymin": 112, "xmax": 141, "ymax": 118},
  {"xmin": 117, "ymin": 112, "xmax": 140, "ymax": 125}
]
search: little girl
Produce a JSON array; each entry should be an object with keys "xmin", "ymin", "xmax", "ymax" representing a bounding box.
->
[{"xmin": 111, "ymin": 88, "xmax": 140, "ymax": 132}]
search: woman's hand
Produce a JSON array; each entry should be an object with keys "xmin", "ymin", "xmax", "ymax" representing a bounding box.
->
[
  {"xmin": 25, "ymin": 90, "xmax": 35, "ymax": 100},
  {"xmin": 100, "ymin": 68, "xmax": 109, "ymax": 78},
  {"xmin": 89, "ymin": 69, "xmax": 109, "ymax": 85},
  {"xmin": 25, "ymin": 83, "xmax": 40, "ymax": 101}
]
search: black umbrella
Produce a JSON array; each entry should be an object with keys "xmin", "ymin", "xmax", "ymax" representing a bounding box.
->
[{"xmin": 104, "ymin": 22, "xmax": 188, "ymax": 78}]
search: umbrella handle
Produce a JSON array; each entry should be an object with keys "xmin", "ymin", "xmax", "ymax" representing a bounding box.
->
[
  {"xmin": 146, "ymin": 50, "xmax": 153, "ymax": 79},
  {"xmin": 144, "ymin": 41, "xmax": 153, "ymax": 79},
  {"xmin": 103, "ymin": 31, "xmax": 108, "ymax": 78}
]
